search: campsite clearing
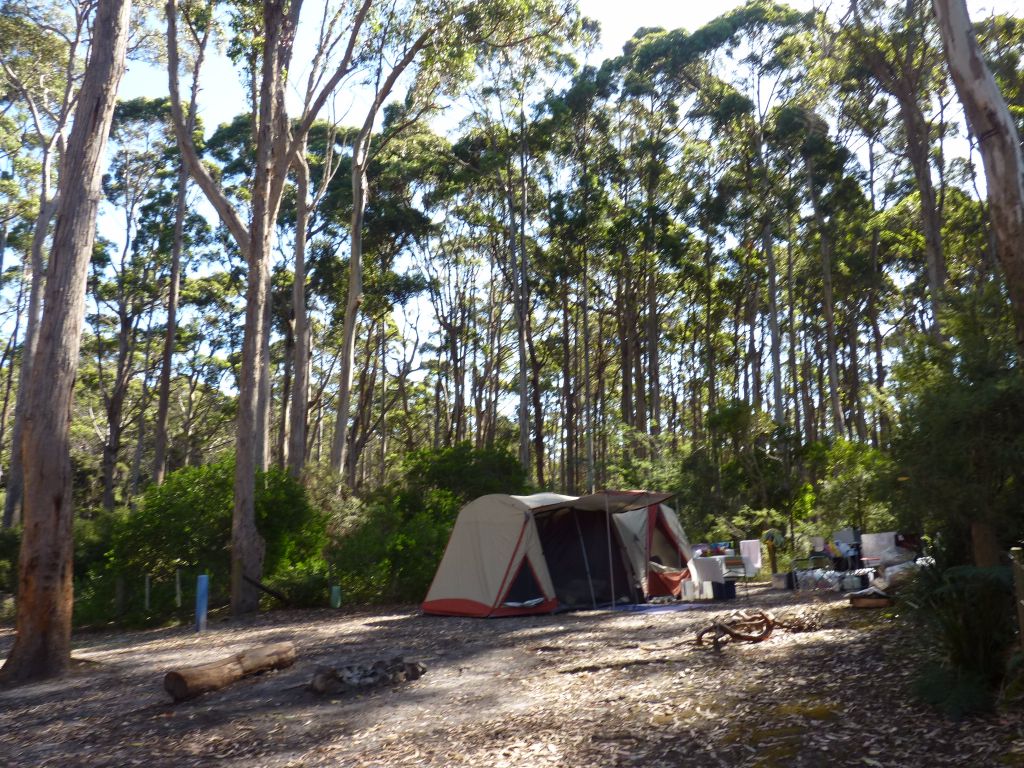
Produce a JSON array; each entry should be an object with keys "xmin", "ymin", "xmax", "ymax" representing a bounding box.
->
[{"xmin": 1, "ymin": 586, "xmax": 1020, "ymax": 767}]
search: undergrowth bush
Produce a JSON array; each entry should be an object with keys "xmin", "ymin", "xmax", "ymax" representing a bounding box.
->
[
  {"xmin": 75, "ymin": 458, "xmax": 327, "ymax": 625},
  {"xmin": 908, "ymin": 565, "xmax": 1015, "ymax": 716}
]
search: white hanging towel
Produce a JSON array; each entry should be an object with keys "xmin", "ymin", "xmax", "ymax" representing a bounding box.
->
[{"xmin": 740, "ymin": 539, "xmax": 762, "ymax": 571}]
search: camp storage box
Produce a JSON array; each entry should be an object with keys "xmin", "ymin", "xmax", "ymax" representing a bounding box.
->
[{"xmin": 712, "ymin": 581, "xmax": 737, "ymax": 600}]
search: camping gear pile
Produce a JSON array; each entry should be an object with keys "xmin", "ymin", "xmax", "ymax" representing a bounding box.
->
[{"xmin": 422, "ymin": 490, "xmax": 695, "ymax": 617}]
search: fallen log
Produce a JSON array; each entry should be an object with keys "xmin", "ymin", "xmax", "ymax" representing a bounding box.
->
[{"xmin": 164, "ymin": 641, "xmax": 296, "ymax": 702}]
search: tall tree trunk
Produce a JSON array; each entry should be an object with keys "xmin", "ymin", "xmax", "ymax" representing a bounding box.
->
[
  {"xmin": 101, "ymin": 388, "xmax": 126, "ymax": 511},
  {"xmin": 277, "ymin": 318, "xmax": 293, "ymax": 468},
  {"xmin": 330, "ymin": 154, "xmax": 367, "ymax": 476},
  {"xmin": 807, "ymin": 158, "xmax": 847, "ymax": 435},
  {"xmin": 935, "ymin": 0, "xmax": 1024, "ymax": 564},
  {"xmin": 561, "ymin": 279, "xmax": 576, "ymax": 494},
  {"xmin": 764, "ymin": 222, "xmax": 784, "ymax": 427},
  {"xmin": 153, "ymin": 156, "xmax": 189, "ymax": 485},
  {"xmin": 899, "ymin": 95, "xmax": 947, "ymax": 332},
  {"xmin": 287, "ymin": 139, "xmax": 311, "ymax": 478},
  {"xmin": 128, "ymin": 323, "xmax": 155, "ymax": 504},
  {"xmin": 852, "ymin": 6, "xmax": 947, "ymax": 333},
  {"xmin": 0, "ymin": 0, "xmax": 130, "ymax": 684},
  {"xmin": 847, "ymin": 315, "xmax": 869, "ymax": 442},
  {"xmin": 527, "ymin": 316, "xmax": 544, "ymax": 487},
  {"xmin": 0, "ymin": 276, "xmax": 26, "ymax": 481},
  {"xmin": 101, "ymin": 303, "xmax": 135, "ymax": 511},
  {"xmin": 646, "ymin": 262, "xmax": 660, "ymax": 446},
  {"xmin": 4, "ymin": 183, "xmax": 57, "ymax": 528},
  {"xmin": 256, "ymin": 283, "xmax": 273, "ymax": 473},
  {"xmin": 933, "ymin": 0, "xmax": 1024, "ymax": 357},
  {"xmin": 581, "ymin": 265, "xmax": 594, "ymax": 494},
  {"xmin": 230, "ymin": 0, "xmax": 296, "ymax": 614},
  {"xmin": 618, "ymin": 271, "xmax": 634, "ymax": 431}
]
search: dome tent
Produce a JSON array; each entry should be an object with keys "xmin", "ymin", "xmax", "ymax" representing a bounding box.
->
[{"xmin": 422, "ymin": 490, "xmax": 692, "ymax": 617}]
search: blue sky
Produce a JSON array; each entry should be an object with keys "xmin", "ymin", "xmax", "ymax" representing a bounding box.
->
[
  {"xmin": 119, "ymin": 0, "xmax": 1024, "ymax": 137},
  {"xmin": 118, "ymin": 2, "xmax": 763, "ymax": 135}
]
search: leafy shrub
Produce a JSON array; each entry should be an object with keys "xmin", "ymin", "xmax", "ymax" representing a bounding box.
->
[
  {"xmin": 911, "ymin": 667, "xmax": 996, "ymax": 719},
  {"xmin": 908, "ymin": 565, "xmax": 1016, "ymax": 715},
  {"xmin": 76, "ymin": 458, "xmax": 327, "ymax": 623},
  {"xmin": 892, "ymin": 294, "xmax": 1024, "ymax": 562},
  {"xmin": 117, "ymin": 458, "xmax": 325, "ymax": 579},
  {"xmin": 265, "ymin": 559, "xmax": 332, "ymax": 609}
]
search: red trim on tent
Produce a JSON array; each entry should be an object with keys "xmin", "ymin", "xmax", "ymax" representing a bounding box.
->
[
  {"xmin": 488, "ymin": 597, "xmax": 558, "ymax": 617},
  {"xmin": 422, "ymin": 598, "xmax": 494, "ymax": 617},
  {"xmin": 422, "ymin": 597, "xmax": 558, "ymax": 617}
]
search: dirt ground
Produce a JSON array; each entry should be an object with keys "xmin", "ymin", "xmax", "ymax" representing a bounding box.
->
[{"xmin": 1, "ymin": 585, "xmax": 1022, "ymax": 767}]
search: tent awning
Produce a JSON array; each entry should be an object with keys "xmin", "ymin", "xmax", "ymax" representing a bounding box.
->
[{"xmin": 530, "ymin": 490, "xmax": 675, "ymax": 516}]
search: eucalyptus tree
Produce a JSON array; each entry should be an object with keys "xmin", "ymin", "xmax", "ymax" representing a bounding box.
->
[
  {"xmin": 311, "ymin": 119, "xmax": 435, "ymax": 485},
  {"xmin": 710, "ymin": 2, "xmax": 809, "ymax": 431},
  {"xmin": 541, "ymin": 60, "xmax": 616, "ymax": 492},
  {"xmin": 0, "ymin": 0, "xmax": 90, "ymax": 526},
  {"xmin": 330, "ymin": 1, "xmax": 578, "ymax": 488},
  {"xmin": 933, "ymin": 0, "xmax": 1024, "ymax": 566},
  {"xmin": 0, "ymin": 115, "xmax": 39, "ymax": 473},
  {"xmin": 613, "ymin": 28, "xmax": 693, "ymax": 455},
  {"xmin": 0, "ymin": 0, "xmax": 131, "ymax": 685},
  {"xmin": 846, "ymin": 0, "xmax": 950, "ymax": 335},
  {"xmin": 153, "ymin": 0, "xmax": 212, "ymax": 485},
  {"xmin": 87, "ymin": 98, "xmax": 175, "ymax": 509}
]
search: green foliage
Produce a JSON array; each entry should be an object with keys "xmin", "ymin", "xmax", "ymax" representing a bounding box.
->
[
  {"xmin": 892, "ymin": 291, "xmax": 1024, "ymax": 559},
  {"xmin": 814, "ymin": 440, "xmax": 894, "ymax": 533},
  {"xmin": 328, "ymin": 443, "xmax": 524, "ymax": 604},
  {"xmin": 911, "ymin": 667, "xmax": 996, "ymax": 719},
  {"xmin": 76, "ymin": 459, "xmax": 326, "ymax": 623},
  {"xmin": 0, "ymin": 525, "xmax": 19, "ymax": 593},
  {"xmin": 265, "ymin": 559, "xmax": 332, "ymax": 609},
  {"xmin": 908, "ymin": 565, "xmax": 1016, "ymax": 715},
  {"xmin": 400, "ymin": 442, "xmax": 528, "ymax": 502},
  {"xmin": 122, "ymin": 458, "xmax": 324, "ymax": 580}
]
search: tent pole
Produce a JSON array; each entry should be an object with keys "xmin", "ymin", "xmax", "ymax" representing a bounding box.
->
[
  {"xmin": 605, "ymin": 494, "xmax": 615, "ymax": 608},
  {"xmin": 574, "ymin": 509, "xmax": 597, "ymax": 610}
]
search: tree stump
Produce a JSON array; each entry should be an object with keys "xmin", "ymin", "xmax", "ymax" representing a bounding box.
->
[{"xmin": 164, "ymin": 642, "xmax": 296, "ymax": 701}]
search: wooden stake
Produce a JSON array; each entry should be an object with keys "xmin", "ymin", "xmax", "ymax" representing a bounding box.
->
[
  {"xmin": 144, "ymin": 574, "xmax": 151, "ymax": 612},
  {"xmin": 175, "ymin": 568, "xmax": 182, "ymax": 608}
]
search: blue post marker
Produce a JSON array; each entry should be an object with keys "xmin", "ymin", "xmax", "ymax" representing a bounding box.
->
[
  {"xmin": 195, "ymin": 574, "xmax": 209, "ymax": 632},
  {"xmin": 330, "ymin": 585, "xmax": 342, "ymax": 609}
]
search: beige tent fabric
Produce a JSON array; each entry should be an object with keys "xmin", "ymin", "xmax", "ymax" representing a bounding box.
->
[
  {"xmin": 612, "ymin": 504, "xmax": 691, "ymax": 594},
  {"xmin": 659, "ymin": 504, "xmax": 694, "ymax": 562},
  {"xmin": 531, "ymin": 490, "xmax": 673, "ymax": 515},
  {"xmin": 424, "ymin": 494, "xmax": 557, "ymax": 612}
]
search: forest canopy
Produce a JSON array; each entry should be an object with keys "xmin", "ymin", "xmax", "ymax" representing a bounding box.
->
[{"xmin": 2, "ymin": 0, "xmax": 1024, "ymax": 681}]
